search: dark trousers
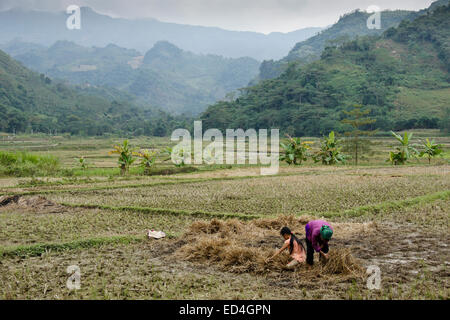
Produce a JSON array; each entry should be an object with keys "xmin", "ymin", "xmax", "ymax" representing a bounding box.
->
[{"xmin": 305, "ymin": 238, "xmax": 329, "ymax": 265}]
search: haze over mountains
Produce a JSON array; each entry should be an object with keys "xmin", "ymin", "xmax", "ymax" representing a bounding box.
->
[
  {"xmin": 1, "ymin": 40, "xmax": 260, "ymax": 115},
  {"xmin": 0, "ymin": 1, "xmax": 448, "ymax": 136},
  {"xmin": 0, "ymin": 48, "xmax": 190, "ymax": 136},
  {"xmin": 0, "ymin": 6, "xmax": 322, "ymax": 61}
]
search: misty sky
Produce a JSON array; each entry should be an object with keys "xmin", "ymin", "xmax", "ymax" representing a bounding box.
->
[{"xmin": 0, "ymin": 0, "xmax": 436, "ymax": 33}]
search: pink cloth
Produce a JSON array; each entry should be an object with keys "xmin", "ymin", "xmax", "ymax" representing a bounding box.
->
[
  {"xmin": 285, "ymin": 236, "xmax": 306, "ymax": 263},
  {"xmin": 305, "ymin": 220, "xmax": 333, "ymax": 252}
]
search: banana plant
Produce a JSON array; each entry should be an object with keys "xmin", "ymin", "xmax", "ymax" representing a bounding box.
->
[
  {"xmin": 280, "ymin": 135, "xmax": 313, "ymax": 165},
  {"xmin": 134, "ymin": 149, "xmax": 158, "ymax": 175},
  {"xmin": 77, "ymin": 156, "xmax": 88, "ymax": 170},
  {"xmin": 420, "ymin": 138, "xmax": 443, "ymax": 164},
  {"xmin": 388, "ymin": 131, "xmax": 419, "ymax": 165},
  {"xmin": 109, "ymin": 140, "xmax": 136, "ymax": 175},
  {"xmin": 313, "ymin": 131, "xmax": 347, "ymax": 165}
]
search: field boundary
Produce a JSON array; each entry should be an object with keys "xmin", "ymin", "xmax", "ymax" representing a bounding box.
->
[
  {"xmin": 4, "ymin": 165, "xmax": 409, "ymax": 195},
  {"xmin": 318, "ymin": 190, "xmax": 450, "ymax": 218},
  {"xmin": 0, "ymin": 235, "xmax": 147, "ymax": 259},
  {"xmin": 61, "ymin": 203, "xmax": 262, "ymax": 220},
  {"xmin": 2, "ymin": 165, "xmax": 448, "ymax": 196},
  {"xmin": 1, "ymin": 172, "xmax": 307, "ymax": 196}
]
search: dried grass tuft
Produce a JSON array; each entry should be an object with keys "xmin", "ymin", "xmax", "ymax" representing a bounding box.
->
[
  {"xmin": 175, "ymin": 216, "xmax": 366, "ymax": 281},
  {"xmin": 320, "ymin": 248, "xmax": 364, "ymax": 275},
  {"xmin": 186, "ymin": 219, "xmax": 243, "ymax": 238},
  {"xmin": 176, "ymin": 235, "xmax": 289, "ymax": 274},
  {"xmin": 251, "ymin": 214, "xmax": 318, "ymax": 231}
]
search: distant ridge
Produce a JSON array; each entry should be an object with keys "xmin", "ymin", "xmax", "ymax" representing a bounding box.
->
[
  {"xmin": 0, "ymin": 7, "xmax": 322, "ymax": 61},
  {"xmin": 3, "ymin": 40, "xmax": 261, "ymax": 115}
]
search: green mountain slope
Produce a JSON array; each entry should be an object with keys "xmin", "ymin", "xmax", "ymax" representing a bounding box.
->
[
  {"xmin": 255, "ymin": 0, "xmax": 450, "ymax": 82},
  {"xmin": 201, "ymin": 4, "xmax": 450, "ymax": 136},
  {"xmin": 256, "ymin": 9, "xmax": 414, "ymax": 82},
  {"xmin": 0, "ymin": 50, "xmax": 188, "ymax": 136},
  {"xmin": 6, "ymin": 40, "xmax": 260, "ymax": 115}
]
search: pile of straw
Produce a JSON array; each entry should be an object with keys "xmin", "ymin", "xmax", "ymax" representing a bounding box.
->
[{"xmin": 175, "ymin": 217, "xmax": 365, "ymax": 280}]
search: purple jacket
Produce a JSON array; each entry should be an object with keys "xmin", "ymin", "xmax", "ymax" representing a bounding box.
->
[{"xmin": 305, "ymin": 220, "xmax": 333, "ymax": 252}]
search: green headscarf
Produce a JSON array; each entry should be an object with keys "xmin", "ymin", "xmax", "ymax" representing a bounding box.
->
[{"xmin": 320, "ymin": 225, "xmax": 333, "ymax": 241}]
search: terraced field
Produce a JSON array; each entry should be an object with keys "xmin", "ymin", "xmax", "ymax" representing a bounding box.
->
[{"xmin": 0, "ymin": 134, "xmax": 449, "ymax": 299}]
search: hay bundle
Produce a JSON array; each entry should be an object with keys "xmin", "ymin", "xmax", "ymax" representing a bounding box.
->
[
  {"xmin": 252, "ymin": 215, "xmax": 300, "ymax": 230},
  {"xmin": 0, "ymin": 195, "xmax": 19, "ymax": 206},
  {"xmin": 185, "ymin": 219, "xmax": 243, "ymax": 238},
  {"xmin": 320, "ymin": 248, "xmax": 364, "ymax": 276},
  {"xmin": 180, "ymin": 237, "xmax": 231, "ymax": 262},
  {"xmin": 17, "ymin": 196, "xmax": 66, "ymax": 213},
  {"xmin": 176, "ymin": 235, "xmax": 290, "ymax": 274},
  {"xmin": 176, "ymin": 217, "xmax": 365, "ymax": 281},
  {"xmin": 220, "ymin": 245, "xmax": 265, "ymax": 273}
]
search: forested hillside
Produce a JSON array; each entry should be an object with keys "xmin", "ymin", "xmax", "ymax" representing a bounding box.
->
[
  {"xmin": 0, "ymin": 50, "xmax": 190, "ymax": 136},
  {"xmin": 256, "ymin": 9, "xmax": 414, "ymax": 81},
  {"xmin": 256, "ymin": 0, "xmax": 450, "ymax": 82},
  {"xmin": 4, "ymin": 40, "xmax": 260, "ymax": 115},
  {"xmin": 201, "ymin": 4, "xmax": 450, "ymax": 136}
]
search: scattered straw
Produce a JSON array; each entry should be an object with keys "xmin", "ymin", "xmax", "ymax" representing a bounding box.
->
[{"xmin": 175, "ymin": 217, "xmax": 367, "ymax": 281}]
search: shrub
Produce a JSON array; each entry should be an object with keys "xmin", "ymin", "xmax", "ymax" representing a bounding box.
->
[
  {"xmin": 77, "ymin": 156, "xmax": 88, "ymax": 170},
  {"xmin": 0, "ymin": 151, "xmax": 60, "ymax": 177}
]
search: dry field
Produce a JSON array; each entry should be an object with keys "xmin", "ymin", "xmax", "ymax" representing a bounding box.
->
[{"xmin": 0, "ymin": 134, "xmax": 449, "ymax": 300}]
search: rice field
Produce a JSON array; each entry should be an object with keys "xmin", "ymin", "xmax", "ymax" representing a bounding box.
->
[
  {"xmin": 0, "ymin": 133, "xmax": 449, "ymax": 300},
  {"xmin": 44, "ymin": 168, "xmax": 449, "ymax": 216}
]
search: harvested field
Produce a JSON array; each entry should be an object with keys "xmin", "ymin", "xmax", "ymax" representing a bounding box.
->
[
  {"xmin": 176, "ymin": 217, "xmax": 367, "ymax": 279},
  {"xmin": 46, "ymin": 167, "xmax": 449, "ymax": 215},
  {"xmin": 0, "ymin": 214, "xmax": 447, "ymax": 300},
  {"xmin": 0, "ymin": 196, "xmax": 201, "ymax": 247},
  {"xmin": 0, "ymin": 134, "xmax": 448, "ymax": 300}
]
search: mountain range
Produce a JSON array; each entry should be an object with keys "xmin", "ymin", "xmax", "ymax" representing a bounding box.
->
[
  {"xmin": 0, "ymin": 48, "xmax": 189, "ymax": 136},
  {"xmin": 1, "ymin": 1, "xmax": 448, "ymax": 136},
  {"xmin": 256, "ymin": 0, "xmax": 450, "ymax": 82},
  {"xmin": 1, "ymin": 40, "xmax": 261, "ymax": 115},
  {"xmin": 0, "ymin": 7, "xmax": 322, "ymax": 61}
]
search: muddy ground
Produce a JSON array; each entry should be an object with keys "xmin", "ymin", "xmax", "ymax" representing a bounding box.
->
[
  {"xmin": 142, "ymin": 217, "xmax": 449, "ymax": 298},
  {"xmin": 0, "ymin": 197, "xmax": 448, "ymax": 299}
]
